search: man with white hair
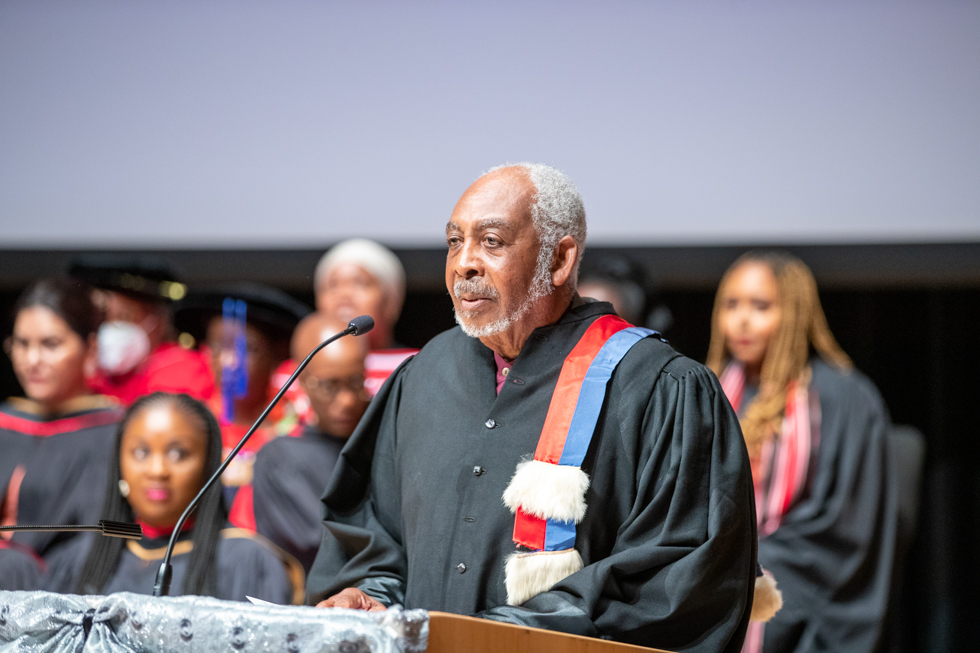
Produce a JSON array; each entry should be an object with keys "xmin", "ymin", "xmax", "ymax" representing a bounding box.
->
[{"xmin": 307, "ymin": 164, "xmax": 757, "ymax": 651}]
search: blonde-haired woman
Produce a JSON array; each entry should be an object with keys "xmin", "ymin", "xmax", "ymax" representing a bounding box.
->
[{"xmin": 708, "ymin": 251, "xmax": 898, "ymax": 653}]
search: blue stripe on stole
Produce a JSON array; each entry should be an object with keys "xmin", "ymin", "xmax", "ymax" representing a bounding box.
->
[
  {"xmin": 544, "ymin": 518, "xmax": 578, "ymax": 551},
  {"xmin": 557, "ymin": 327, "xmax": 653, "ymax": 467},
  {"xmin": 542, "ymin": 327, "xmax": 653, "ymax": 552}
]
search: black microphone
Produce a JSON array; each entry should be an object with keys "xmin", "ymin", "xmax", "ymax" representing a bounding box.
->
[
  {"xmin": 0, "ymin": 520, "xmax": 142, "ymax": 539},
  {"xmin": 152, "ymin": 315, "xmax": 374, "ymax": 597}
]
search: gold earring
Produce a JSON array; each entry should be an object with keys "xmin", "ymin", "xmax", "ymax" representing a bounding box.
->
[{"xmin": 118, "ymin": 479, "xmax": 130, "ymax": 498}]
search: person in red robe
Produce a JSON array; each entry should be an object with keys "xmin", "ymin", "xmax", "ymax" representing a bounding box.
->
[{"xmin": 68, "ymin": 255, "xmax": 214, "ymax": 405}]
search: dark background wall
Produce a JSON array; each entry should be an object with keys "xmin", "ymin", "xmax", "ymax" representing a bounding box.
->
[{"xmin": 1, "ymin": 242, "xmax": 978, "ymax": 651}]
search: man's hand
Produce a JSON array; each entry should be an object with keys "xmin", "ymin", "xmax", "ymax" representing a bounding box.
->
[{"xmin": 315, "ymin": 587, "xmax": 387, "ymax": 612}]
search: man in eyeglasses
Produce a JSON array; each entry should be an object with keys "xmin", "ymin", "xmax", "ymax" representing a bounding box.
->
[{"xmin": 252, "ymin": 313, "xmax": 371, "ymax": 572}]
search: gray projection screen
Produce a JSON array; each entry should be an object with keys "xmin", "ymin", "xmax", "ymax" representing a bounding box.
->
[{"xmin": 1, "ymin": 1, "xmax": 978, "ymax": 248}]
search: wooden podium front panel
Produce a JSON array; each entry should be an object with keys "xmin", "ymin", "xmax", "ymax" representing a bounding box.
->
[{"xmin": 426, "ymin": 612, "xmax": 673, "ymax": 653}]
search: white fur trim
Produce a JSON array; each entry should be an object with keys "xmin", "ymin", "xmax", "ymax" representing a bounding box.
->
[
  {"xmin": 504, "ymin": 549, "xmax": 584, "ymax": 606},
  {"xmin": 750, "ymin": 571, "xmax": 783, "ymax": 622},
  {"xmin": 502, "ymin": 459, "xmax": 590, "ymax": 523}
]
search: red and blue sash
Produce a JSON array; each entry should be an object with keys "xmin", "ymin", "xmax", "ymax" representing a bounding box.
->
[{"xmin": 513, "ymin": 315, "xmax": 659, "ymax": 552}]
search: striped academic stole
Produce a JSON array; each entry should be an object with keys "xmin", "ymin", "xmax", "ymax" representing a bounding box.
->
[
  {"xmin": 501, "ymin": 314, "xmax": 659, "ymax": 606},
  {"xmin": 719, "ymin": 361, "xmax": 818, "ymax": 538}
]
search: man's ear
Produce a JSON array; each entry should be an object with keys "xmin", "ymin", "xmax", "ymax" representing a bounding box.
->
[{"xmin": 551, "ymin": 236, "xmax": 579, "ymax": 289}]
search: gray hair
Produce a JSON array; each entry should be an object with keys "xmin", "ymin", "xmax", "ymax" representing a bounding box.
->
[{"xmin": 485, "ymin": 163, "xmax": 587, "ymax": 287}]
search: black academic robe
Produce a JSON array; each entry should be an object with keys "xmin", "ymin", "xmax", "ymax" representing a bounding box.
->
[
  {"xmin": 0, "ymin": 397, "xmax": 121, "ymax": 558},
  {"xmin": 306, "ymin": 302, "xmax": 757, "ymax": 652},
  {"xmin": 253, "ymin": 425, "xmax": 347, "ymax": 572},
  {"xmin": 42, "ymin": 527, "xmax": 304, "ymax": 604},
  {"xmin": 750, "ymin": 359, "xmax": 898, "ymax": 652}
]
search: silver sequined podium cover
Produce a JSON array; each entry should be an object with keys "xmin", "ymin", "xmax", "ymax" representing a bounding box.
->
[{"xmin": 0, "ymin": 591, "xmax": 428, "ymax": 653}]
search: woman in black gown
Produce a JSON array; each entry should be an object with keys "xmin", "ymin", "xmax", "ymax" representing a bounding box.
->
[
  {"xmin": 44, "ymin": 392, "xmax": 302, "ymax": 603},
  {"xmin": 707, "ymin": 251, "xmax": 898, "ymax": 652},
  {"xmin": 1, "ymin": 277, "xmax": 121, "ymax": 588}
]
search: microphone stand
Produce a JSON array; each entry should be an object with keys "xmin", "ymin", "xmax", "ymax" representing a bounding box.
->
[{"xmin": 152, "ymin": 315, "xmax": 374, "ymax": 597}]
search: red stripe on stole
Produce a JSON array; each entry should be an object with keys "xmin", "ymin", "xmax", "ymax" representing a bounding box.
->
[
  {"xmin": 0, "ymin": 410, "xmax": 120, "ymax": 437},
  {"xmin": 783, "ymin": 387, "xmax": 810, "ymax": 516},
  {"xmin": 513, "ymin": 507, "xmax": 548, "ymax": 551},
  {"xmin": 532, "ymin": 315, "xmax": 631, "ymax": 464}
]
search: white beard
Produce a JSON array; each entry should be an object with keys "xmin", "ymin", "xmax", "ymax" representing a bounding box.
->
[{"xmin": 454, "ymin": 257, "xmax": 554, "ymax": 339}]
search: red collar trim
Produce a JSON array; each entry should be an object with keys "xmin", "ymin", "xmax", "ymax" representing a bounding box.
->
[
  {"xmin": 0, "ymin": 408, "xmax": 121, "ymax": 437},
  {"xmin": 137, "ymin": 518, "xmax": 196, "ymax": 540}
]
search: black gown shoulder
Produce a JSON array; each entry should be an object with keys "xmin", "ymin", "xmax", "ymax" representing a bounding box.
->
[
  {"xmin": 253, "ymin": 427, "xmax": 347, "ymax": 572},
  {"xmin": 0, "ymin": 397, "xmax": 122, "ymax": 559}
]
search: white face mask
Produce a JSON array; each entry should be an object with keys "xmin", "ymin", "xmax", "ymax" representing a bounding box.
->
[{"xmin": 97, "ymin": 321, "xmax": 151, "ymax": 376}]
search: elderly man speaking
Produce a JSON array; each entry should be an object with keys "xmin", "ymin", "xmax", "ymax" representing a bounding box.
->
[{"xmin": 308, "ymin": 164, "xmax": 757, "ymax": 651}]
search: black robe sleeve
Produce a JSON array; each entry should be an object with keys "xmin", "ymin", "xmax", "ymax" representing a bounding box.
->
[
  {"xmin": 253, "ymin": 434, "xmax": 341, "ymax": 572},
  {"xmin": 306, "ymin": 360, "xmax": 412, "ymax": 607},
  {"xmin": 758, "ymin": 361, "xmax": 898, "ymax": 651},
  {"xmin": 479, "ymin": 359, "xmax": 756, "ymax": 652}
]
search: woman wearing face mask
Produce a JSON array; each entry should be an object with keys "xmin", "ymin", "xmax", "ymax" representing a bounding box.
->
[
  {"xmin": 707, "ymin": 252, "xmax": 898, "ymax": 653},
  {"xmin": 1, "ymin": 277, "xmax": 123, "ymax": 587},
  {"xmin": 44, "ymin": 392, "xmax": 303, "ymax": 603},
  {"xmin": 69, "ymin": 256, "xmax": 215, "ymax": 406}
]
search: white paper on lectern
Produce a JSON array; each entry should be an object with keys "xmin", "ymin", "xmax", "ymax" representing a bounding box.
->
[{"xmin": 245, "ymin": 595, "xmax": 279, "ymax": 607}]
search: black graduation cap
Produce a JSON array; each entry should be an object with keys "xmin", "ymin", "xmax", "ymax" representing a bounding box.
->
[
  {"xmin": 174, "ymin": 283, "xmax": 311, "ymax": 344},
  {"xmin": 67, "ymin": 254, "xmax": 187, "ymax": 302}
]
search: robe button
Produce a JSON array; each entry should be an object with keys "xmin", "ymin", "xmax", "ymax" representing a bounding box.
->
[
  {"xmin": 473, "ymin": 466, "xmax": 484, "ymax": 476},
  {"xmin": 457, "ymin": 563, "xmax": 467, "ymax": 574},
  {"xmin": 485, "ymin": 418, "xmax": 496, "ymax": 429}
]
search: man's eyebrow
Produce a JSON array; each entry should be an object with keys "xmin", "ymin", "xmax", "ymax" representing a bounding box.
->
[
  {"xmin": 475, "ymin": 218, "xmax": 509, "ymax": 231},
  {"xmin": 446, "ymin": 218, "xmax": 511, "ymax": 233}
]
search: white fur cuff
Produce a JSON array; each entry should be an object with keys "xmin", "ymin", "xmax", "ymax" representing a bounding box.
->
[
  {"xmin": 750, "ymin": 570, "xmax": 783, "ymax": 622},
  {"xmin": 501, "ymin": 459, "xmax": 590, "ymax": 523},
  {"xmin": 504, "ymin": 549, "xmax": 584, "ymax": 606}
]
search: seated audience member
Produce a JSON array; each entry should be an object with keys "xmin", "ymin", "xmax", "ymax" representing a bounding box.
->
[
  {"xmin": 577, "ymin": 254, "xmax": 673, "ymax": 335},
  {"xmin": 707, "ymin": 251, "xmax": 898, "ymax": 652},
  {"xmin": 1, "ymin": 278, "xmax": 122, "ymax": 576},
  {"xmin": 307, "ymin": 164, "xmax": 756, "ymax": 652},
  {"xmin": 174, "ymin": 284, "xmax": 310, "ymax": 530},
  {"xmin": 69, "ymin": 256, "xmax": 214, "ymax": 404},
  {"xmin": 253, "ymin": 314, "xmax": 371, "ymax": 572},
  {"xmin": 43, "ymin": 392, "xmax": 303, "ymax": 603}
]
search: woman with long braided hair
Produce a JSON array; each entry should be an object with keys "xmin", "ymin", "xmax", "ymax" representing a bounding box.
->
[
  {"xmin": 43, "ymin": 392, "xmax": 303, "ymax": 603},
  {"xmin": 708, "ymin": 251, "xmax": 898, "ymax": 652}
]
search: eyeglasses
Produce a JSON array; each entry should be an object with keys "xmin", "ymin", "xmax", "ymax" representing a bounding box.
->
[{"xmin": 303, "ymin": 374, "xmax": 369, "ymax": 401}]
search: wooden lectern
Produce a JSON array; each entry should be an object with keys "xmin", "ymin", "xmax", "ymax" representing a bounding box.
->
[{"xmin": 427, "ymin": 612, "xmax": 673, "ymax": 653}]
